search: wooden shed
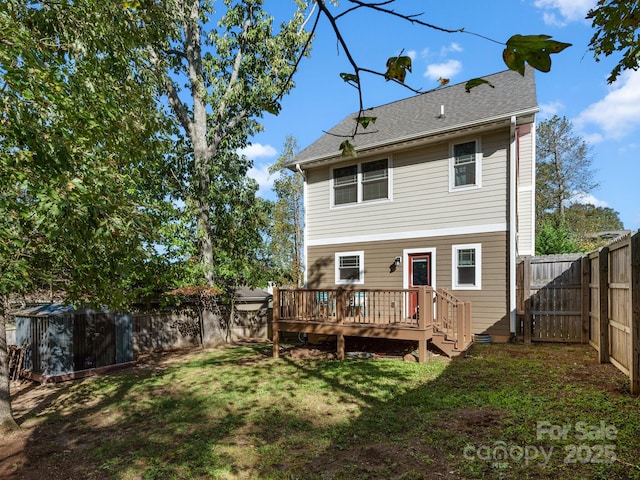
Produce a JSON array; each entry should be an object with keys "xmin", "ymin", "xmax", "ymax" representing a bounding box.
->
[{"xmin": 14, "ymin": 304, "xmax": 134, "ymax": 382}]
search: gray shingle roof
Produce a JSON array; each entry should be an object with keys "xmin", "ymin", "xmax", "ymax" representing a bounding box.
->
[{"xmin": 290, "ymin": 68, "xmax": 537, "ymax": 167}]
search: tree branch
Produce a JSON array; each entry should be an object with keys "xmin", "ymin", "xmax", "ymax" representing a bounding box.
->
[
  {"xmin": 209, "ymin": 4, "xmax": 254, "ymax": 158},
  {"xmin": 147, "ymin": 46, "xmax": 193, "ymax": 135}
]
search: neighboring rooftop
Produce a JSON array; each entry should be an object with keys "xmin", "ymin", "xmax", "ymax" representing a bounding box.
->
[{"xmin": 290, "ymin": 68, "xmax": 538, "ymax": 167}]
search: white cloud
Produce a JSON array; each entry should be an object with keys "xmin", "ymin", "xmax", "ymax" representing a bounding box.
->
[
  {"xmin": 406, "ymin": 50, "xmax": 417, "ymax": 61},
  {"xmin": 239, "ymin": 143, "xmax": 277, "ymax": 159},
  {"xmin": 440, "ymin": 42, "xmax": 463, "ymax": 56},
  {"xmin": 582, "ymin": 132, "xmax": 604, "ymax": 144},
  {"xmin": 569, "ymin": 192, "xmax": 609, "ymax": 208},
  {"xmin": 538, "ymin": 101, "xmax": 564, "ymax": 119},
  {"xmin": 248, "ymin": 162, "xmax": 275, "ymax": 198},
  {"xmin": 541, "ymin": 12, "xmax": 564, "ymax": 27},
  {"xmin": 575, "ymin": 70, "xmax": 640, "ymax": 141},
  {"xmin": 423, "ymin": 60, "xmax": 462, "ymax": 81},
  {"xmin": 534, "ymin": 0, "xmax": 596, "ymax": 24},
  {"xmin": 239, "ymin": 143, "xmax": 278, "ymax": 198}
]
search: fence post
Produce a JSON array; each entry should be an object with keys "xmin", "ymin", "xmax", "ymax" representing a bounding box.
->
[
  {"xmin": 599, "ymin": 247, "xmax": 610, "ymax": 364},
  {"xmin": 523, "ymin": 256, "xmax": 532, "ymax": 344},
  {"xmin": 272, "ymin": 287, "xmax": 280, "ymax": 359},
  {"xmin": 581, "ymin": 256, "xmax": 590, "ymax": 344},
  {"xmin": 630, "ymin": 233, "xmax": 640, "ymax": 395}
]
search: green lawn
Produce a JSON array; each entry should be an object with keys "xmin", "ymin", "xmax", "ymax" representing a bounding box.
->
[{"xmin": 7, "ymin": 342, "xmax": 640, "ymax": 479}]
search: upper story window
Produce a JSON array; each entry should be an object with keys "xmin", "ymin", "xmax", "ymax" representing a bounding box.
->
[
  {"xmin": 450, "ymin": 140, "xmax": 481, "ymax": 191},
  {"xmin": 332, "ymin": 158, "xmax": 390, "ymax": 206}
]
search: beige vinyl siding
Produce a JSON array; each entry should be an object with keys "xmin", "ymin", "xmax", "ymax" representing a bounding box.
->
[
  {"xmin": 305, "ymin": 129, "xmax": 511, "ymax": 243},
  {"xmin": 306, "ymin": 231, "xmax": 509, "ymax": 337},
  {"xmin": 517, "ymin": 124, "xmax": 534, "ymax": 188},
  {"xmin": 517, "ymin": 191, "xmax": 534, "ymax": 255},
  {"xmin": 517, "ymin": 123, "xmax": 535, "ymax": 255}
]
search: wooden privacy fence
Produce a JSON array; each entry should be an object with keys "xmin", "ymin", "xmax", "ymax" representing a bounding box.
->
[
  {"xmin": 516, "ymin": 254, "xmax": 587, "ymax": 343},
  {"xmin": 517, "ymin": 231, "xmax": 640, "ymax": 394}
]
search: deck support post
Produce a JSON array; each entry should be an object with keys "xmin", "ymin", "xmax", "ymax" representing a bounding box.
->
[
  {"xmin": 337, "ymin": 334, "xmax": 345, "ymax": 360},
  {"xmin": 272, "ymin": 287, "xmax": 280, "ymax": 359},
  {"xmin": 417, "ymin": 287, "xmax": 428, "ymax": 329},
  {"xmin": 417, "ymin": 287, "xmax": 432, "ymax": 362},
  {"xmin": 418, "ymin": 338, "xmax": 427, "ymax": 363}
]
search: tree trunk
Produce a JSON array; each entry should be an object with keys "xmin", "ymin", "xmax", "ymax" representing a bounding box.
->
[
  {"xmin": 197, "ymin": 193, "xmax": 216, "ymax": 287},
  {"xmin": 0, "ymin": 301, "xmax": 19, "ymax": 432}
]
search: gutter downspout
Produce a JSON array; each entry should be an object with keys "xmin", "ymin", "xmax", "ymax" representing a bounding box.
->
[
  {"xmin": 296, "ymin": 163, "xmax": 308, "ymax": 287},
  {"xmin": 509, "ymin": 117, "xmax": 517, "ymax": 335}
]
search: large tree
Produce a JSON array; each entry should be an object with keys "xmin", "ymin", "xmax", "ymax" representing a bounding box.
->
[
  {"xmin": 536, "ymin": 115, "xmax": 598, "ymax": 228},
  {"xmin": 146, "ymin": 0, "xmax": 309, "ymax": 287},
  {"xmin": 535, "ymin": 116, "xmax": 625, "ymax": 253},
  {"xmin": 564, "ymin": 203, "xmax": 625, "ymax": 250},
  {"xmin": 0, "ymin": 1, "xmax": 172, "ymax": 432}
]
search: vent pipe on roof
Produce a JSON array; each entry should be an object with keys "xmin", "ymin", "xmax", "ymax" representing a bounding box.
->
[{"xmin": 438, "ymin": 105, "xmax": 445, "ymax": 119}]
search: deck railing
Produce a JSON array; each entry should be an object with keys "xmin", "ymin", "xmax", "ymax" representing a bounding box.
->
[
  {"xmin": 273, "ymin": 286, "xmax": 472, "ymax": 357},
  {"xmin": 434, "ymin": 288, "xmax": 472, "ymax": 351},
  {"xmin": 276, "ymin": 287, "xmax": 433, "ymax": 328}
]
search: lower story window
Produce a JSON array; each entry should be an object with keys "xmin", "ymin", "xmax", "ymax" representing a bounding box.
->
[
  {"xmin": 335, "ymin": 251, "xmax": 364, "ymax": 284},
  {"xmin": 452, "ymin": 244, "xmax": 481, "ymax": 290}
]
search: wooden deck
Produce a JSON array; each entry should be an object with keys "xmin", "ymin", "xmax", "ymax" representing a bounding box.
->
[{"xmin": 272, "ymin": 287, "xmax": 473, "ymax": 361}]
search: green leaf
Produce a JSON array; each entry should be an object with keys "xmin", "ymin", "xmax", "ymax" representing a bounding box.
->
[
  {"xmin": 340, "ymin": 140, "xmax": 357, "ymax": 158},
  {"xmin": 340, "ymin": 72, "xmax": 359, "ymax": 84},
  {"xmin": 384, "ymin": 55, "xmax": 412, "ymax": 83},
  {"xmin": 263, "ymin": 102, "xmax": 281, "ymax": 115},
  {"xmin": 465, "ymin": 78, "xmax": 495, "ymax": 93},
  {"xmin": 356, "ymin": 116, "xmax": 376, "ymax": 129},
  {"xmin": 503, "ymin": 35, "xmax": 572, "ymax": 75}
]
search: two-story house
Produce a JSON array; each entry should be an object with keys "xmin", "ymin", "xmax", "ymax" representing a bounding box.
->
[{"xmin": 284, "ymin": 69, "xmax": 537, "ymax": 345}]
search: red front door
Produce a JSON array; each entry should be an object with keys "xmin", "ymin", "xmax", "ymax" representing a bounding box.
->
[{"xmin": 408, "ymin": 253, "xmax": 432, "ymax": 317}]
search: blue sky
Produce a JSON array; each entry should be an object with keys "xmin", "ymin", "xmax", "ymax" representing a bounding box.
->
[{"xmin": 244, "ymin": 0, "xmax": 640, "ymax": 231}]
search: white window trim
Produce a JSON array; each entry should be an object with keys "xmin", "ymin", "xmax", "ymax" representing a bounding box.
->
[
  {"xmin": 449, "ymin": 138, "xmax": 482, "ymax": 192},
  {"xmin": 335, "ymin": 250, "xmax": 365, "ymax": 285},
  {"xmin": 330, "ymin": 157, "xmax": 393, "ymax": 208},
  {"xmin": 452, "ymin": 243, "xmax": 482, "ymax": 290}
]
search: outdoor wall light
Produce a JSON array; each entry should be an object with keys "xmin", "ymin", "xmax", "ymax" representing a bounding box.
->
[{"xmin": 389, "ymin": 256, "xmax": 402, "ymax": 273}]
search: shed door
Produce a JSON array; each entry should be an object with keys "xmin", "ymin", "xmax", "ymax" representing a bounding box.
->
[{"xmin": 408, "ymin": 253, "xmax": 432, "ymax": 317}]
